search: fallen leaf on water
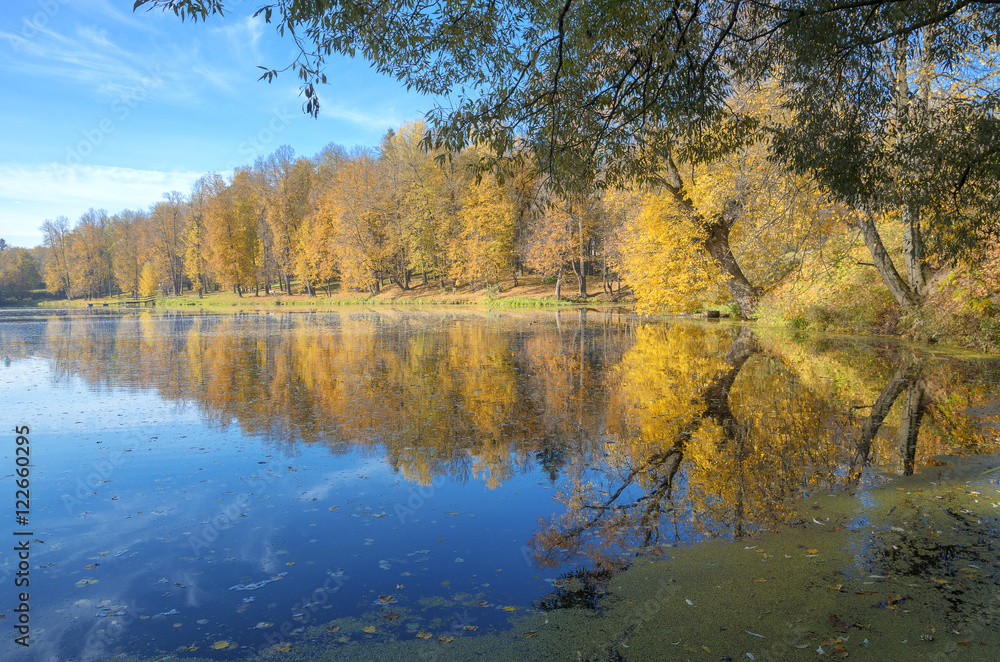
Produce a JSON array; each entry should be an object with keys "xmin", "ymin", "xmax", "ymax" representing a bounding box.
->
[
  {"xmin": 362, "ymin": 625, "xmax": 375, "ymax": 633},
  {"xmin": 833, "ymin": 645, "xmax": 849, "ymax": 658},
  {"xmin": 502, "ymin": 606, "xmax": 516, "ymax": 612},
  {"xmin": 438, "ymin": 636, "xmax": 454, "ymax": 643},
  {"xmin": 383, "ymin": 612, "xmax": 401, "ymax": 620},
  {"xmin": 416, "ymin": 632, "xmax": 433, "ymax": 639},
  {"xmin": 75, "ymin": 579, "xmax": 98, "ymax": 587},
  {"xmin": 807, "ymin": 549, "xmax": 820, "ymax": 554},
  {"xmin": 184, "ymin": 645, "xmax": 198, "ymax": 651},
  {"xmin": 477, "ymin": 601, "xmax": 491, "ymax": 607},
  {"xmin": 396, "ymin": 584, "xmax": 405, "ymax": 589},
  {"xmin": 752, "ymin": 577, "xmax": 767, "ymax": 583},
  {"xmin": 84, "ymin": 564, "xmax": 99, "ymax": 569},
  {"xmin": 465, "ymin": 625, "xmax": 478, "ymax": 631},
  {"xmin": 328, "ymin": 506, "xmax": 339, "ymax": 511},
  {"xmin": 272, "ymin": 643, "xmax": 292, "ymax": 652},
  {"xmin": 326, "ymin": 626, "xmax": 340, "ymax": 632},
  {"xmin": 829, "ymin": 615, "xmax": 851, "ymax": 631},
  {"xmin": 376, "ymin": 595, "xmax": 397, "ymax": 604},
  {"xmin": 211, "ymin": 641, "xmax": 230, "ymax": 650},
  {"xmin": 524, "ymin": 631, "xmax": 538, "ymax": 638},
  {"xmin": 854, "ymin": 591, "xmax": 878, "ymax": 595},
  {"xmin": 254, "ymin": 622, "xmax": 273, "ymax": 629},
  {"xmin": 827, "ymin": 584, "xmax": 843, "ymax": 592}
]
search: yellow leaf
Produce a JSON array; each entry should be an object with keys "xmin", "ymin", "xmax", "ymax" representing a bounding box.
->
[
  {"xmin": 211, "ymin": 641, "xmax": 230, "ymax": 650},
  {"xmin": 362, "ymin": 625, "xmax": 375, "ymax": 633}
]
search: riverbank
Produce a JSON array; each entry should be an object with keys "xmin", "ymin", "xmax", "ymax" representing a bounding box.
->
[{"xmin": 16, "ymin": 276, "xmax": 633, "ymax": 312}]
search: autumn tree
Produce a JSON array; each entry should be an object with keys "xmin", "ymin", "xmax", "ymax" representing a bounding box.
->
[
  {"xmin": 769, "ymin": 2, "xmax": 1000, "ymax": 310},
  {"xmin": 40, "ymin": 216, "xmax": 73, "ymax": 298},
  {"xmin": 450, "ymin": 173, "xmax": 517, "ymax": 291},
  {"xmin": 112, "ymin": 209, "xmax": 147, "ymax": 298},
  {"xmin": 0, "ymin": 245, "xmax": 42, "ymax": 302},
  {"xmin": 184, "ymin": 177, "xmax": 213, "ymax": 297},
  {"xmin": 148, "ymin": 191, "xmax": 188, "ymax": 296},
  {"xmin": 203, "ymin": 171, "xmax": 259, "ymax": 295}
]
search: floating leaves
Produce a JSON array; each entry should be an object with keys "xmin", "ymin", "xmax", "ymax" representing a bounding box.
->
[
  {"xmin": 383, "ymin": 612, "xmax": 401, "ymax": 620},
  {"xmin": 502, "ymin": 605, "xmax": 516, "ymax": 612},
  {"xmin": 75, "ymin": 579, "xmax": 98, "ymax": 587},
  {"xmin": 229, "ymin": 572, "xmax": 288, "ymax": 591},
  {"xmin": 376, "ymin": 595, "xmax": 397, "ymax": 604},
  {"xmin": 272, "ymin": 643, "xmax": 292, "ymax": 652},
  {"xmin": 362, "ymin": 625, "xmax": 376, "ymax": 633},
  {"xmin": 438, "ymin": 635, "xmax": 454, "ymax": 643},
  {"xmin": 84, "ymin": 563, "xmax": 99, "ymax": 570},
  {"xmin": 416, "ymin": 632, "xmax": 433, "ymax": 639},
  {"xmin": 210, "ymin": 641, "xmax": 231, "ymax": 650},
  {"xmin": 829, "ymin": 615, "xmax": 851, "ymax": 631}
]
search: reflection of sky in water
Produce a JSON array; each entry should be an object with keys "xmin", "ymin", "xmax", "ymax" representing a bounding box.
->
[
  {"xmin": 1, "ymin": 345, "xmax": 565, "ymax": 660},
  {"xmin": 1, "ymin": 310, "xmax": 998, "ymax": 661}
]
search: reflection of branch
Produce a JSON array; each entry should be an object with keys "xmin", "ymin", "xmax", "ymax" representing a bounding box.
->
[
  {"xmin": 533, "ymin": 327, "xmax": 758, "ymax": 564},
  {"xmin": 848, "ymin": 359, "xmax": 922, "ymax": 483}
]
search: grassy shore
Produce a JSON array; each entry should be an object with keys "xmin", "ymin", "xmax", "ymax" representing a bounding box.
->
[{"xmin": 20, "ymin": 276, "xmax": 633, "ymax": 313}]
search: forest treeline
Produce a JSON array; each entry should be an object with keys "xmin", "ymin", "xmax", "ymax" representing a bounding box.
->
[
  {"xmin": 3, "ymin": 112, "xmax": 848, "ymax": 316},
  {"xmin": 9, "ymin": 123, "xmax": 629, "ymax": 305}
]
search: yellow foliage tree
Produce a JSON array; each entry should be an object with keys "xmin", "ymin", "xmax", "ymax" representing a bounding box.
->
[{"xmin": 138, "ymin": 261, "xmax": 159, "ymax": 298}]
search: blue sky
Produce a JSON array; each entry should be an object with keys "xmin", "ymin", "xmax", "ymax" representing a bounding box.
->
[{"xmin": 0, "ymin": 0, "xmax": 431, "ymax": 247}]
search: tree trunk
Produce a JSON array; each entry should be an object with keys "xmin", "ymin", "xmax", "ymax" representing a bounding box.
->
[
  {"xmin": 663, "ymin": 149, "xmax": 759, "ymax": 319},
  {"xmin": 856, "ymin": 210, "xmax": 918, "ymax": 309},
  {"xmin": 703, "ymin": 207, "xmax": 760, "ymax": 319},
  {"xmin": 554, "ymin": 264, "xmax": 564, "ymax": 300}
]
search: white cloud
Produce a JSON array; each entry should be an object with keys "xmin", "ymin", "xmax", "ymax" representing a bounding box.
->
[
  {"xmin": 0, "ymin": 162, "xmax": 207, "ymax": 245},
  {"xmin": 319, "ymin": 103, "xmax": 408, "ymax": 133}
]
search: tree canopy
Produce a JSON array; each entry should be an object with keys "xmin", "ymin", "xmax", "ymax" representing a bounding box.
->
[{"xmin": 130, "ymin": 0, "xmax": 1000, "ymax": 317}]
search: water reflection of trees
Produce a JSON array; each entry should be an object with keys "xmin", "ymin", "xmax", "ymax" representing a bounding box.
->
[
  {"xmin": 529, "ymin": 325, "xmax": 1000, "ymax": 570},
  {"xmin": 36, "ymin": 310, "xmax": 634, "ymax": 486},
  {"xmin": 22, "ymin": 311, "xmax": 999, "ymax": 562}
]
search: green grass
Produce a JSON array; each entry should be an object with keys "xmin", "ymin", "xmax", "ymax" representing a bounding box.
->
[{"xmin": 485, "ymin": 296, "xmax": 574, "ymax": 308}]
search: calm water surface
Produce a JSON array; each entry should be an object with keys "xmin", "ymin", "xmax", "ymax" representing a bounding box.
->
[{"xmin": 1, "ymin": 308, "xmax": 998, "ymax": 661}]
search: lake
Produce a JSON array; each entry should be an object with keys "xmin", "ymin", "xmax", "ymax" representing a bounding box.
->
[{"xmin": 2, "ymin": 308, "xmax": 999, "ymax": 661}]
